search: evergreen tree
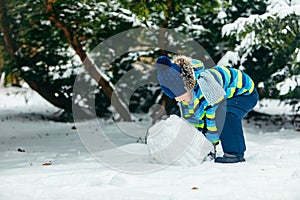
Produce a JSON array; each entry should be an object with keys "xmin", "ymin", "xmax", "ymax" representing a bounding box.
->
[
  {"xmin": 222, "ymin": 1, "xmax": 300, "ymax": 100},
  {"xmin": 0, "ymin": 0, "xmax": 138, "ymax": 120},
  {"xmin": 3, "ymin": 0, "xmax": 298, "ymax": 119}
]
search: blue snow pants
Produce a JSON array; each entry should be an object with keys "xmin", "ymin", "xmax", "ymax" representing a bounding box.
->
[{"xmin": 216, "ymin": 89, "xmax": 259, "ymax": 158}]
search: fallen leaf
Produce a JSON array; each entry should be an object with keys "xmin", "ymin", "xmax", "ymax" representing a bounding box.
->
[{"xmin": 42, "ymin": 162, "xmax": 52, "ymax": 166}]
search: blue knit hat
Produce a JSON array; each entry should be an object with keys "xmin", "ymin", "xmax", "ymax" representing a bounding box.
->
[{"xmin": 155, "ymin": 56, "xmax": 187, "ymax": 98}]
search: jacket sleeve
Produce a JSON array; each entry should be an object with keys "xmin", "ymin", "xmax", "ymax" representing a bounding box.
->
[
  {"xmin": 205, "ymin": 105, "xmax": 220, "ymax": 143},
  {"xmin": 180, "ymin": 101, "xmax": 206, "ymax": 133}
]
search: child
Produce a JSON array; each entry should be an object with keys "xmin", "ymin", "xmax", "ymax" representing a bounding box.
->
[{"xmin": 156, "ymin": 55, "xmax": 258, "ymax": 163}]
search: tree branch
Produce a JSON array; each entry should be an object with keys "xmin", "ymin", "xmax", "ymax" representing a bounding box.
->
[{"xmin": 46, "ymin": 1, "xmax": 132, "ymax": 121}]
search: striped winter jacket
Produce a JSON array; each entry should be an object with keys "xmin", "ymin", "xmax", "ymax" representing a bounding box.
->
[{"xmin": 181, "ymin": 65, "xmax": 255, "ymax": 142}]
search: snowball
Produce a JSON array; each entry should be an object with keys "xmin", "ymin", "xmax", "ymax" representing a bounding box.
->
[{"xmin": 147, "ymin": 115, "xmax": 213, "ymax": 167}]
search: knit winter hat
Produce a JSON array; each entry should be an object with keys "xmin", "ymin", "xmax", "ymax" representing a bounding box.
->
[
  {"xmin": 156, "ymin": 56, "xmax": 187, "ymax": 98},
  {"xmin": 156, "ymin": 55, "xmax": 225, "ymax": 105}
]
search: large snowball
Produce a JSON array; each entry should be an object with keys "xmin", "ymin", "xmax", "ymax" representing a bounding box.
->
[{"xmin": 147, "ymin": 115, "xmax": 213, "ymax": 166}]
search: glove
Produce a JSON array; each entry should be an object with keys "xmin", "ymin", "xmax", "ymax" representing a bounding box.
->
[{"xmin": 205, "ymin": 133, "xmax": 220, "ymax": 146}]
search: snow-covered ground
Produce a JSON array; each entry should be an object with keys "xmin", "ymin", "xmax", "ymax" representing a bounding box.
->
[{"xmin": 1, "ymin": 86, "xmax": 300, "ymax": 200}]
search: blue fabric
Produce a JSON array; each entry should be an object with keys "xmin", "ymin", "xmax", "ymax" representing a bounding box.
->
[
  {"xmin": 205, "ymin": 132, "xmax": 220, "ymax": 144},
  {"xmin": 156, "ymin": 56, "xmax": 186, "ymax": 98},
  {"xmin": 216, "ymin": 88, "xmax": 259, "ymax": 158}
]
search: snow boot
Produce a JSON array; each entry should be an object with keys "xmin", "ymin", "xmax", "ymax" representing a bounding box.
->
[{"xmin": 215, "ymin": 153, "xmax": 245, "ymax": 163}]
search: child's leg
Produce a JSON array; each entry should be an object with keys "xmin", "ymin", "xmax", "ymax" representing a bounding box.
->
[
  {"xmin": 218, "ymin": 89, "xmax": 258, "ymax": 157},
  {"xmin": 220, "ymin": 112, "xmax": 245, "ymax": 157}
]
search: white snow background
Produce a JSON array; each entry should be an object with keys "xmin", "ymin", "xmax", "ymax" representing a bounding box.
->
[
  {"xmin": 1, "ymin": 0, "xmax": 300, "ymax": 198},
  {"xmin": 1, "ymin": 82, "xmax": 300, "ymax": 200}
]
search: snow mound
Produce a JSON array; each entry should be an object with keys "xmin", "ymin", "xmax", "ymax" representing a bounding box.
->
[
  {"xmin": 95, "ymin": 143, "xmax": 151, "ymax": 171},
  {"xmin": 147, "ymin": 115, "xmax": 213, "ymax": 167},
  {"xmin": 0, "ymin": 86, "xmax": 59, "ymax": 114}
]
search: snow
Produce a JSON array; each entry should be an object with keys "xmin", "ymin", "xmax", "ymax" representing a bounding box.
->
[
  {"xmin": 217, "ymin": 11, "xmax": 227, "ymax": 19},
  {"xmin": 222, "ymin": 0, "xmax": 300, "ymax": 37},
  {"xmin": 254, "ymin": 98, "xmax": 300, "ymax": 115},
  {"xmin": 222, "ymin": 14, "xmax": 272, "ymax": 37},
  {"xmin": 0, "ymin": 86, "xmax": 60, "ymax": 114},
  {"xmin": 268, "ymin": 0, "xmax": 300, "ymax": 17},
  {"xmin": 147, "ymin": 115, "xmax": 213, "ymax": 167},
  {"xmin": 40, "ymin": 20, "xmax": 51, "ymax": 26},
  {"xmin": 296, "ymin": 48, "xmax": 300, "ymax": 62},
  {"xmin": 217, "ymin": 51, "xmax": 239, "ymax": 66},
  {"xmin": 276, "ymin": 75, "xmax": 300, "ymax": 95},
  {"xmin": 1, "ymin": 86, "xmax": 300, "ymax": 200}
]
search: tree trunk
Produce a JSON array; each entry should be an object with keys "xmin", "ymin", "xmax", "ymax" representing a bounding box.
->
[
  {"xmin": 0, "ymin": 0, "xmax": 89, "ymax": 117},
  {"xmin": 46, "ymin": 2, "xmax": 131, "ymax": 121},
  {"xmin": 25, "ymin": 76, "xmax": 92, "ymax": 118},
  {"xmin": 0, "ymin": 0, "xmax": 17, "ymax": 58}
]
